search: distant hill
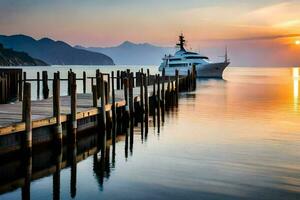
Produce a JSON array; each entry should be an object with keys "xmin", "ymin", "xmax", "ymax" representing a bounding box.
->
[
  {"xmin": 0, "ymin": 34, "xmax": 114, "ymax": 65},
  {"xmin": 0, "ymin": 43, "xmax": 47, "ymax": 66},
  {"xmin": 75, "ymin": 41, "xmax": 175, "ymax": 65}
]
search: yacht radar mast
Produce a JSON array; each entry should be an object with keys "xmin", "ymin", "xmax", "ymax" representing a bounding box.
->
[{"xmin": 176, "ymin": 34, "xmax": 186, "ymax": 51}]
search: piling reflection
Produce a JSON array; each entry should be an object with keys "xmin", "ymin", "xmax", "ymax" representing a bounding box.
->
[
  {"xmin": 69, "ymin": 142, "xmax": 77, "ymax": 198},
  {"xmin": 0, "ymin": 90, "xmax": 177, "ymax": 200},
  {"xmin": 53, "ymin": 144, "xmax": 62, "ymax": 200},
  {"xmin": 21, "ymin": 152, "xmax": 32, "ymax": 200}
]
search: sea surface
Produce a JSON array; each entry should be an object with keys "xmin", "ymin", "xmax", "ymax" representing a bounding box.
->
[{"xmin": 0, "ymin": 66, "xmax": 299, "ymax": 200}]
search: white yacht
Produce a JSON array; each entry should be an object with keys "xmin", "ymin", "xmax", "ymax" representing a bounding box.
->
[{"xmin": 159, "ymin": 34, "xmax": 230, "ymax": 78}]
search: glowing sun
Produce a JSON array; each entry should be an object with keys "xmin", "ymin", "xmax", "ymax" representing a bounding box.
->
[{"xmin": 295, "ymin": 40, "xmax": 300, "ymax": 45}]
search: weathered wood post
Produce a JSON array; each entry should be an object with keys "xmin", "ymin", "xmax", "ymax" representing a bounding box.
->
[
  {"xmin": 161, "ymin": 68, "xmax": 165, "ymax": 122},
  {"xmin": 22, "ymin": 82, "xmax": 32, "ymax": 150},
  {"xmin": 157, "ymin": 74, "xmax": 161, "ymax": 132},
  {"xmin": 121, "ymin": 71, "xmax": 124, "ymax": 90},
  {"xmin": 92, "ymin": 85, "xmax": 98, "ymax": 107},
  {"xmin": 100, "ymin": 74, "xmax": 106, "ymax": 129},
  {"xmin": 192, "ymin": 64, "xmax": 196, "ymax": 90},
  {"xmin": 147, "ymin": 69, "xmax": 150, "ymax": 86},
  {"xmin": 140, "ymin": 71, "xmax": 144, "ymax": 121},
  {"xmin": 70, "ymin": 72, "xmax": 77, "ymax": 141},
  {"xmin": 129, "ymin": 73, "xmax": 134, "ymax": 121},
  {"xmin": 152, "ymin": 74, "xmax": 156, "ymax": 126},
  {"xmin": 187, "ymin": 69, "xmax": 191, "ymax": 91},
  {"xmin": 175, "ymin": 69, "xmax": 179, "ymax": 106},
  {"xmin": 96, "ymin": 70, "xmax": 101, "ymax": 99},
  {"xmin": 171, "ymin": 79, "xmax": 175, "ymax": 106},
  {"xmin": 18, "ymin": 72, "xmax": 23, "ymax": 101},
  {"xmin": 143, "ymin": 74, "xmax": 149, "ymax": 136},
  {"xmin": 111, "ymin": 71, "xmax": 116, "ymax": 125},
  {"xmin": 129, "ymin": 73, "xmax": 134, "ymax": 151},
  {"xmin": 166, "ymin": 77, "xmax": 171, "ymax": 108},
  {"xmin": 42, "ymin": 71, "xmax": 49, "ymax": 99},
  {"xmin": 124, "ymin": 76, "xmax": 128, "ymax": 106},
  {"xmin": 117, "ymin": 70, "xmax": 120, "ymax": 90},
  {"xmin": 68, "ymin": 71, "xmax": 71, "ymax": 96},
  {"xmin": 37, "ymin": 72, "xmax": 40, "ymax": 99},
  {"xmin": 107, "ymin": 73, "xmax": 111, "ymax": 96},
  {"xmin": 23, "ymin": 72, "xmax": 27, "ymax": 83},
  {"xmin": 100, "ymin": 73, "xmax": 107, "ymax": 152},
  {"xmin": 83, "ymin": 71, "xmax": 86, "ymax": 94},
  {"xmin": 53, "ymin": 72, "xmax": 62, "ymax": 142}
]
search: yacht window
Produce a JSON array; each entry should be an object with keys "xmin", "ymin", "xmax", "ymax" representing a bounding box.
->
[
  {"xmin": 185, "ymin": 56, "xmax": 209, "ymax": 59},
  {"xmin": 169, "ymin": 64, "xmax": 186, "ymax": 67},
  {"xmin": 169, "ymin": 58, "xmax": 181, "ymax": 61}
]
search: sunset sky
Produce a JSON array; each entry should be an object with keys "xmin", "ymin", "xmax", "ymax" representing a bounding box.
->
[{"xmin": 0, "ymin": 0, "xmax": 299, "ymax": 66}]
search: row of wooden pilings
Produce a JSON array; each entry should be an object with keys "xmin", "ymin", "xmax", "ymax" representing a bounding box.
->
[
  {"xmin": 0, "ymin": 69, "xmax": 22, "ymax": 103},
  {"xmin": 20, "ymin": 66, "xmax": 197, "ymax": 153}
]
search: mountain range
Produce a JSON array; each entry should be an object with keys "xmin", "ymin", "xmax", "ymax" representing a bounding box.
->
[
  {"xmin": 0, "ymin": 35, "xmax": 114, "ymax": 65},
  {"xmin": 0, "ymin": 43, "xmax": 47, "ymax": 66},
  {"xmin": 75, "ymin": 41, "xmax": 175, "ymax": 65}
]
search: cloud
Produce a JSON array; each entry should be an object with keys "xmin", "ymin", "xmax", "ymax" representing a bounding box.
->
[{"xmin": 220, "ymin": 34, "xmax": 300, "ymax": 41}]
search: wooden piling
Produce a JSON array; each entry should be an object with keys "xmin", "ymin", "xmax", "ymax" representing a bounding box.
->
[
  {"xmin": 129, "ymin": 73, "xmax": 134, "ymax": 120},
  {"xmin": 92, "ymin": 85, "xmax": 98, "ymax": 107},
  {"xmin": 42, "ymin": 71, "xmax": 49, "ymax": 99},
  {"xmin": 161, "ymin": 68, "xmax": 165, "ymax": 122},
  {"xmin": 96, "ymin": 71, "xmax": 101, "ymax": 99},
  {"xmin": 18, "ymin": 72, "xmax": 23, "ymax": 101},
  {"xmin": 107, "ymin": 73, "xmax": 111, "ymax": 96},
  {"xmin": 121, "ymin": 71, "xmax": 124, "ymax": 90},
  {"xmin": 187, "ymin": 69, "xmax": 191, "ymax": 91},
  {"xmin": 70, "ymin": 72, "xmax": 77, "ymax": 140},
  {"xmin": 157, "ymin": 74, "xmax": 161, "ymax": 132},
  {"xmin": 23, "ymin": 72, "xmax": 27, "ymax": 83},
  {"xmin": 147, "ymin": 69, "xmax": 150, "ymax": 86},
  {"xmin": 53, "ymin": 72, "xmax": 62, "ymax": 141},
  {"xmin": 129, "ymin": 73, "xmax": 134, "ymax": 150},
  {"xmin": 22, "ymin": 82, "xmax": 32, "ymax": 150},
  {"xmin": 37, "ymin": 72, "xmax": 40, "ymax": 99},
  {"xmin": 192, "ymin": 65, "xmax": 196, "ymax": 90},
  {"xmin": 100, "ymin": 74, "xmax": 106, "ymax": 130},
  {"xmin": 152, "ymin": 75, "xmax": 156, "ymax": 126},
  {"xmin": 166, "ymin": 77, "xmax": 171, "ymax": 108},
  {"xmin": 175, "ymin": 69, "xmax": 179, "ymax": 106},
  {"xmin": 117, "ymin": 70, "xmax": 120, "ymax": 90},
  {"xmin": 111, "ymin": 71, "xmax": 116, "ymax": 125},
  {"xmin": 68, "ymin": 71, "xmax": 71, "ymax": 96},
  {"xmin": 83, "ymin": 71, "xmax": 86, "ymax": 94},
  {"xmin": 140, "ymin": 71, "xmax": 144, "ymax": 119},
  {"xmin": 123, "ymin": 76, "xmax": 128, "ymax": 106},
  {"xmin": 143, "ymin": 74, "xmax": 149, "ymax": 135}
]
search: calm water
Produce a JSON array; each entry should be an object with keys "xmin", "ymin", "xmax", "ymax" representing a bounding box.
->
[{"xmin": 0, "ymin": 66, "xmax": 300, "ymax": 200}]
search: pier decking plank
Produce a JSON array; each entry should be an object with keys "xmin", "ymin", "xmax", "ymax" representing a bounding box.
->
[{"xmin": 0, "ymin": 93, "xmax": 128, "ymax": 135}]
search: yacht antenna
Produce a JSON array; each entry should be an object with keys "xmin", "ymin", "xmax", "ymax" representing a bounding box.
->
[
  {"xmin": 176, "ymin": 33, "xmax": 186, "ymax": 51},
  {"xmin": 225, "ymin": 45, "xmax": 228, "ymax": 63}
]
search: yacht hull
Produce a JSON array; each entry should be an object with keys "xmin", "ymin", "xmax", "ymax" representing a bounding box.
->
[
  {"xmin": 196, "ymin": 62, "xmax": 229, "ymax": 78},
  {"xmin": 161, "ymin": 62, "xmax": 229, "ymax": 78}
]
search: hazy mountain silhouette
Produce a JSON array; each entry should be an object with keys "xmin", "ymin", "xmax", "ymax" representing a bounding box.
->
[
  {"xmin": 75, "ymin": 41, "xmax": 175, "ymax": 65},
  {"xmin": 0, "ymin": 43, "xmax": 47, "ymax": 66},
  {"xmin": 0, "ymin": 34, "xmax": 114, "ymax": 65}
]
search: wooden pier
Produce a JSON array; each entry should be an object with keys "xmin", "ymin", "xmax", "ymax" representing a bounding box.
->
[{"xmin": 0, "ymin": 67, "xmax": 197, "ymax": 155}]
